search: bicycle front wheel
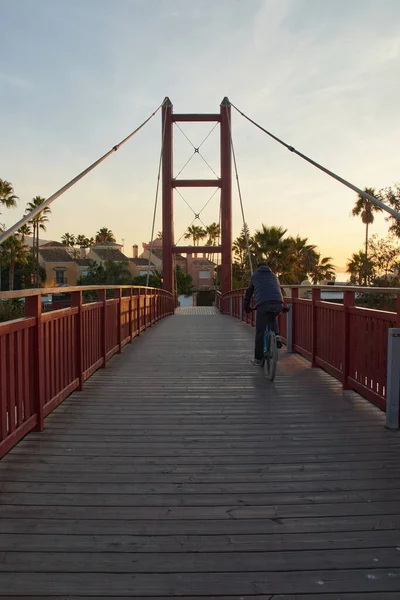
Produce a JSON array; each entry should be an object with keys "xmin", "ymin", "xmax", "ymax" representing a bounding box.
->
[{"xmin": 264, "ymin": 331, "xmax": 278, "ymax": 381}]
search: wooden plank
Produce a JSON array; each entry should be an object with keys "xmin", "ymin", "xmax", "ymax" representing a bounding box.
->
[
  {"xmin": 0, "ymin": 569, "xmax": 400, "ymax": 595},
  {"xmin": 2, "ymin": 488, "xmax": 400, "ymax": 507},
  {"xmin": 1, "ymin": 529, "xmax": 400, "ymax": 554},
  {"xmin": 1, "ymin": 312, "xmax": 400, "ymax": 597},
  {"xmin": 1, "ymin": 547, "xmax": 400, "ymax": 573},
  {"xmin": 2, "ymin": 501, "xmax": 400, "ymax": 520},
  {"xmin": 1, "ymin": 477, "xmax": 400, "ymax": 494},
  {"xmin": 2, "ymin": 514, "xmax": 400, "ymax": 536}
]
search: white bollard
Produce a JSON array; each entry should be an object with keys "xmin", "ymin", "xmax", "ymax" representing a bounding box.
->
[{"xmin": 386, "ymin": 328, "xmax": 400, "ymax": 430}]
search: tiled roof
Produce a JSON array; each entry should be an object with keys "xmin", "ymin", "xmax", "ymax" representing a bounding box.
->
[
  {"xmin": 131, "ymin": 258, "xmax": 155, "ymax": 266},
  {"xmin": 151, "ymin": 249, "xmax": 163, "ymax": 259},
  {"xmin": 193, "ymin": 258, "xmax": 216, "ymax": 267},
  {"xmin": 150, "ymin": 249, "xmax": 185, "ymax": 262},
  {"xmin": 92, "ymin": 242, "xmax": 122, "ymax": 248},
  {"xmin": 92, "ymin": 249, "xmax": 130, "ymax": 262},
  {"xmin": 39, "ymin": 249, "xmax": 74, "ymax": 262},
  {"xmin": 40, "ymin": 241, "xmax": 68, "ymax": 248},
  {"xmin": 75, "ymin": 259, "xmax": 92, "ymax": 266}
]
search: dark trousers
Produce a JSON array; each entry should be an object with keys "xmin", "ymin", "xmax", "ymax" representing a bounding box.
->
[{"xmin": 255, "ymin": 301, "xmax": 283, "ymax": 359}]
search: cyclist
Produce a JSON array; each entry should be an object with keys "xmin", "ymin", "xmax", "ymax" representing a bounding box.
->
[{"xmin": 244, "ymin": 262, "xmax": 284, "ymax": 366}]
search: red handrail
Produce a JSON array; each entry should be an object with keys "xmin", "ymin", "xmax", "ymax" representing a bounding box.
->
[
  {"xmin": 0, "ymin": 285, "xmax": 174, "ymax": 459},
  {"xmin": 219, "ymin": 286, "xmax": 400, "ymax": 412}
]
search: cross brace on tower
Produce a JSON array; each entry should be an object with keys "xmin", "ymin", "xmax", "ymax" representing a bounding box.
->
[{"xmin": 161, "ymin": 98, "xmax": 232, "ymax": 296}]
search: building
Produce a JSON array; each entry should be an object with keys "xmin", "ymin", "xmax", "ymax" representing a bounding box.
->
[
  {"xmin": 88, "ymin": 242, "xmax": 157, "ymax": 279},
  {"xmin": 139, "ymin": 238, "xmax": 216, "ymax": 290},
  {"xmin": 38, "ymin": 242, "xmax": 77, "ymax": 287}
]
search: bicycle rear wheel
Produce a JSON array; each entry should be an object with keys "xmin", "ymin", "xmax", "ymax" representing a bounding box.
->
[{"xmin": 264, "ymin": 331, "xmax": 278, "ymax": 381}]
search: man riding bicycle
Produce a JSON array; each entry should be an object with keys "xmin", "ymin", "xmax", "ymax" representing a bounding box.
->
[{"xmin": 244, "ymin": 262, "xmax": 283, "ymax": 366}]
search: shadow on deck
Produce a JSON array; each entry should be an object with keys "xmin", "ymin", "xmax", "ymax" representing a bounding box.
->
[{"xmin": 1, "ymin": 307, "xmax": 400, "ymax": 598}]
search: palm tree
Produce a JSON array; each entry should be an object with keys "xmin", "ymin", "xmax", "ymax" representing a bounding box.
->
[
  {"xmin": 61, "ymin": 233, "xmax": 76, "ymax": 247},
  {"xmin": 25, "ymin": 196, "xmax": 51, "ymax": 287},
  {"xmin": 18, "ymin": 223, "xmax": 32, "ymax": 243},
  {"xmin": 76, "ymin": 234, "xmax": 93, "ymax": 248},
  {"xmin": 205, "ymin": 222, "xmax": 221, "ymax": 246},
  {"xmin": 309, "ymin": 255, "xmax": 335, "ymax": 284},
  {"xmin": 0, "ymin": 235, "xmax": 28, "ymax": 290},
  {"xmin": 282, "ymin": 236, "xmax": 318, "ymax": 283},
  {"xmin": 252, "ymin": 225, "xmax": 289, "ymax": 275},
  {"xmin": 347, "ymin": 251, "xmax": 375, "ymax": 285},
  {"xmin": 0, "ymin": 179, "xmax": 18, "ymax": 213},
  {"xmin": 352, "ymin": 187, "xmax": 382, "ymax": 267},
  {"xmin": 184, "ymin": 224, "xmax": 206, "ymax": 246},
  {"xmin": 95, "ymin": 227, "xmax": 116, "ymax": 243}
]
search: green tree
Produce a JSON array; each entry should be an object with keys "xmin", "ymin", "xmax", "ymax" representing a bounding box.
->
[
  {"xmin": 25, "ymin": 196, "xmax": 51, "ymax": 287},
  {"xmin": 175, "ymin": 265, "xmax": 193, "ymax": 296},
  {"xmin": 78, "ymin": 260, "xmax": 131, "ymax": 286},
  {"xmin": 252, "ymin": 225, "xmax": 290, "ymax": 276},
  {"xmin": 184, "ymin": 224, "xmax": 206, "ymax": 246},
  {"xmin": 379, "ymin": 183, "xmax": 400, "ymax": 238},
  {"xmin": 205, "ymin": 222, "xmax": 220, "ymax": 246},
  {"xmin": 352, "ymin": 187, "xmax": 382, "ymax": 275},
  {"xmin": 284, "ymin": 236, "xmax": 318, "ymax": 284},
  {"xmin": 346, "ymin": 251, "xmax": 375, "ymax": 285},
  {"xmin": 232, "ymin": 224, "xmax": 254, "ymax": 288},
  {"xmin": 368, "ymin": 234, "xmax": 400, "ymax": 279},
  {"xmin": 18, "ymin": 223, "xmax": 32, "ymax": 243},
  {"xmin": 0, "ymin": 179, "xmax": 18, "ymax": 213},
  {"xmin": 61, "ymin": 233, "xmax": 76, "ymax": 246},
  {"xmin": 95, "ymin": 227, "xmax": 116, "ymax": 243},
  {"xmin": 132, "ymin": 271, "xmax": 162, "ymax": 288},
  {"xmin": 308, "ymin": 255, "xmax": 335, "ymax": 284},
  {"xmin": 0, "ymin": 252, "xmax": 45, "ymax": 291},
  {"xmin": 0, "ymin": 235, "xmax": 28, "ymax": 290},
  {"xmin": 75, "ymin": 234, "xmax": 94, "ymax": 248}
]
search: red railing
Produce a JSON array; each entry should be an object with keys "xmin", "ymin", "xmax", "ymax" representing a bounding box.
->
[
  {"xmin": 218, "ymin": 286, "xmax": 400, "ymax": 412},
  {"xmin": 0, "ymin": 285, "xmax": 174, "ymax": 459}
]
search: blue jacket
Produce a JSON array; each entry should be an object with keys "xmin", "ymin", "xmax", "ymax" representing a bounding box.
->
[{"xmin": 244, "ymin": 265, "xmax": 283, "ymax": 310}]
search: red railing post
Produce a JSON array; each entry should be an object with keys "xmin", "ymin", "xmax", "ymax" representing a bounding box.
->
[
  {"xmin": 115, "ymin": 288, "xmax": 122, "ymax": 353},
  {"xmin": 25, "ymin": 294, "xmax": 44, "ymax": 432},
  {"xmin": 71, "ymin": 291, "xmax": 83, "ymax": 391},
  {"xmin": 97, "ymin": 289, "xmax": 107, "ymax": 367},
  {"xmin": 311, "ymin": 288, "xmax": 321, "ymax": 367},
  {"xmin": 291, "ymin": 288, "xmax": 299, "ymax": 349},
  {"xmin": 129, "ymin": 288, "xmax": 133, "ymax": 342},
  {"xmin": 343, "ymin": 290, "xmax": 355, "ymax": 389},
  {"xmin": 144, "ymin": 293, "xmax": 148, "ymax": 329},
  {"xmin": 136, "ymin": 289, "xmax": 141, "ymax": 336}
]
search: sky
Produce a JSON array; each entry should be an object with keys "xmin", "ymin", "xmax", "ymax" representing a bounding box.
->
[{"xmin": 1, "ymin": 0, "xmax": 400, "ymax": 273}]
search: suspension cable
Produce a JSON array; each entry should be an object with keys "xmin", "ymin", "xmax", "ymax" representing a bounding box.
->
[
  {"xmin": 146, "ymin": 109, "xmax": 167, "ymax": 288},
  {"xmin": 0, "ymin": 101, "xmax": 164, "ymax": 245},
  {"xmin": 231, "ymin": 102, "xmax": 400, "ymax": 222},
  {"xmin": 225, "ymin": 107, "xmax": 253, "ymax": 276}
]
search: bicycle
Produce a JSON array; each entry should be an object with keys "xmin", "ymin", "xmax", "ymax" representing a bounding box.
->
[{"xmin": 250, "ymin": 306, "xmax": 290, "ymax": 381}]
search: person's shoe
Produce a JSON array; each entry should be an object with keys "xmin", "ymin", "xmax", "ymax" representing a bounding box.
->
[
  {"xmin": 276, "ymin": 336, "xmax": 283, "ymax": 349},
  {"xmin": 251, "ymin": 359, "xmax": 263, "ymax": 366}
]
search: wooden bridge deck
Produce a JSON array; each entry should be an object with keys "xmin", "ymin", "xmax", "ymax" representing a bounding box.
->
[{"xmin": 1, "ymin": 308, "xmax": 400, "ymax": 598}]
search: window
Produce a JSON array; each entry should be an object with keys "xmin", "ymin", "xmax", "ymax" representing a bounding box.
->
[
  {"xmin": 55, "ymin": 270, "xmax": 66, "ymax": 285},
  {"xmin": 199, "ymin": 270, "xmax": 211, "ymax": 279}
]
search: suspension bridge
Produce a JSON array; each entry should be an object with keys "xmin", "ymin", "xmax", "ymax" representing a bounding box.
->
[{"xmin": 1, "ymin": 98, "xmax": 400, "ymax": 598}]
